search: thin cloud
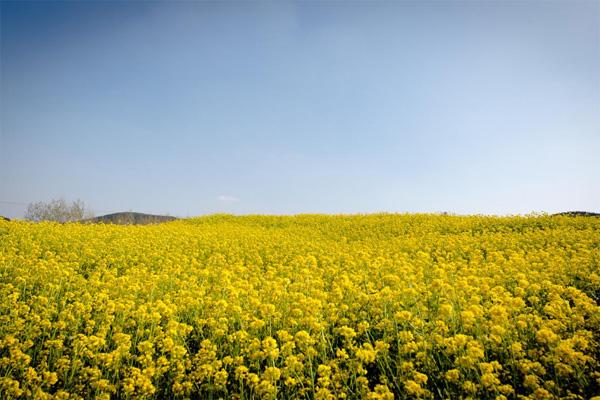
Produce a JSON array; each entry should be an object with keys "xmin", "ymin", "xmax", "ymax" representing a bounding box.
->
[{"xmin": 218, "ymin": 195, "xmax": 240, "ymax": 203}]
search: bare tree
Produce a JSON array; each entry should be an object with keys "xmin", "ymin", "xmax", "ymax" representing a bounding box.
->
[{"xmin": 25, "ymin": 198, "xmax": 94, "ymax": 222}]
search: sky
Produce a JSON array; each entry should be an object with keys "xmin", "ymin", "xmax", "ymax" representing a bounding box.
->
[{"xmin": 1, "ymin": 0, "xmax": 599, "ymax": 218}]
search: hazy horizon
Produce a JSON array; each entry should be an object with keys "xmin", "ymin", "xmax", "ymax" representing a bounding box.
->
[{"xmin": 1, "ymin": 1, "xmax": 599, "ymax": 219}]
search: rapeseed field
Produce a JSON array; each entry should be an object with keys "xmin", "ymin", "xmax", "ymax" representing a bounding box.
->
[{"xmin": 0, "ymin": 214, "xmax": 598, "ymax": 399}]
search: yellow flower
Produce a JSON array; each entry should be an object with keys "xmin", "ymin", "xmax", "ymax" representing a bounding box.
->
[
  {"xmin": 356, "ymin": 343, "xmax": 377, "ymax": 364},
  {"xmin": 368, "ymin": 384, "xmax": 394, "ymax": 400},
  {"xmin": 444, "ymin": 369, "xmax": 460, "ymax": 383},
  {"xmin": 336, "ymin": 326, "xmax": 357, "ymax": 340},
  {"xmin": 481, "ymin": 372, "xmax": 500, "ymax": 389},
  {"xmin": 404, "ymin": 380, "xmax": 423, "ymax": 396},
  {"xmin": 262, "ymin": 366, "xmax": 281, "ymax": 383},
  {"xmin": 1, "ymin": 213, "xmax": 597, "ymax": 399},
  {"xmin": 214, "ymin": 369, "xmax": 228, "ymax": 387},
  {"xmin": 536, "ymin": 328, "xmax": 559, "ymax": 345}
]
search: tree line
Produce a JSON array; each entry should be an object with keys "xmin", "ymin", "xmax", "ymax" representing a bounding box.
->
[{"xmin": 25, "ymin": 198, "xmax": 94, "ymax": 222}]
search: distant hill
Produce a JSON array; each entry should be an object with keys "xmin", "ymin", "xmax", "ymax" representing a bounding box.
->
[
  {"xmin": 552, "ymin": 211, "xmax": 600, "ymax": 217},
  {"xmin": 84, "ymin": 212, "xmax": 177, "ymax": 225}
]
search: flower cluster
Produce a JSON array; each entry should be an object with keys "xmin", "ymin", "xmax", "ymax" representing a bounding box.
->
[{"xmin": 0, "ymin": 214, "xmax": 599, "ymax": 399}]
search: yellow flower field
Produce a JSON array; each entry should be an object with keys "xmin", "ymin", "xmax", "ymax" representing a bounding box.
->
[{"xmin": 0, "ymin": 214, "xmax": 599, "ymax": 399}]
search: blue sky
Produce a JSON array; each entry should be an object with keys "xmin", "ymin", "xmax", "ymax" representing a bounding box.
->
[{"xmin": 1, "ymin": 1, "xmax": 598, "ymax": 218}]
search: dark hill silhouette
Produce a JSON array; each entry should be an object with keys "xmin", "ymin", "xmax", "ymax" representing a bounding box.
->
[
  {"xmin": 552, "ymin": 211, "xmax": 599, "ymax": 217},
  {"xmin": 84, "ymin": 212, "xmax": 177, "ymax": 225}
]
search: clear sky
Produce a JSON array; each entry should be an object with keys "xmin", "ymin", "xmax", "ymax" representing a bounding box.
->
[{"xmin": 1, "ymin": 1, "xmax": 598, "ymax": 218}]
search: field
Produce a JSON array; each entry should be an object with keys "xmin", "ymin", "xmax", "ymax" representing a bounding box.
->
[{"xmin": 0, "ymin": 214, "xmax": 599, "ymax": 399}]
